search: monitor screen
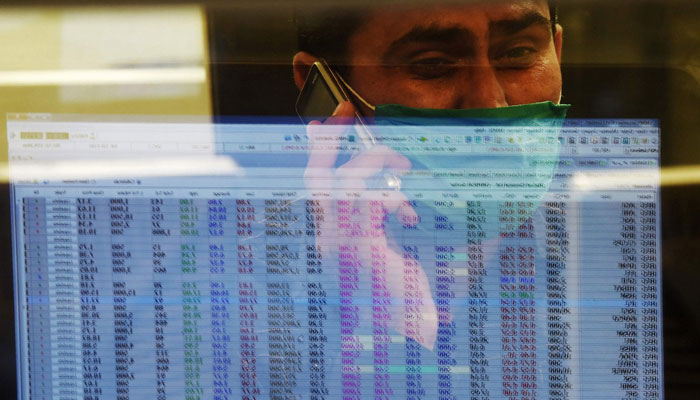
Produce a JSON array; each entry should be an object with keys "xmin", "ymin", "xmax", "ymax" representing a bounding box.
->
[{"xmin": 8, "ymin": 113, "xmax": 662, "ymax": 399}]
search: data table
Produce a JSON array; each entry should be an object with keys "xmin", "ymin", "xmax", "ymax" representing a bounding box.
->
[
  {"xmin": 9, "ymin": 115, "xmax": 663, "ymax": 400},
  {"xmin": 18, "ymin": 188, "xmax": 662, "ymax": 400}
]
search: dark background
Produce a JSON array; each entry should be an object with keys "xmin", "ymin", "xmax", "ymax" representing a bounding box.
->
[
  {"xmin": 207, "ymin": 2, "xmax": 700, "ymax": 398},
  {"xmin": 1, "ymin": 0, "xmax": 699, "ymax": 399}
]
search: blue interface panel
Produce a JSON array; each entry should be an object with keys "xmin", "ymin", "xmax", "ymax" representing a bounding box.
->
[{"xmin": 9, "ymin": 115, "xmax": 662, "ymax": 400}]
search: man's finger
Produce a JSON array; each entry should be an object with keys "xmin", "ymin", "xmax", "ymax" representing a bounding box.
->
[
  {"xmin": 305, "ymin": 102, "xmax": 355, "ymax": 171},
  {"xmin": 335, "ymin": 145, "xmax": 412, "ymax": 180},
  {"xmin": 381, "ymin": 190, "xmax": 420, "ymax": 227},
  {"xmin": 323, "ymin": 101, "xmax": 355, "ymax": 126}
]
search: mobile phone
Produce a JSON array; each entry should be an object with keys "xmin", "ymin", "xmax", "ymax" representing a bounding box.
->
[
  {"xmin": 295, "ymin": 60, "xmax": 376, "ymax": 148},
  {"xmin": 295, "ymin": 60, "xmax": 400, "ymax": 190}
]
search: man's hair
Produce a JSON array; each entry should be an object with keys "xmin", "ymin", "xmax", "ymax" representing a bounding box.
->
[
  {"xmin": 296, "ymin": 2, "xmax": 559, "ymax": 73},
  {"xmin": 296, "ymin": 6, "xmax": 368, "ymax": 73}
]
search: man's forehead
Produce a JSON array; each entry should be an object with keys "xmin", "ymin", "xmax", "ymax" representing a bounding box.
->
[{"xmin": 356, "ymin": 0, "xmax": 550, "ymax": 40}]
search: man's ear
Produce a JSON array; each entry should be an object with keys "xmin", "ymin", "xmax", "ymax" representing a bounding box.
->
[
  {"xmin": 554, "ymin": 24, "xmax": 563, "ymax": 63},
  {"xmin": 293, "ymin": 51, "xmax": 319, "ymax": 91}
]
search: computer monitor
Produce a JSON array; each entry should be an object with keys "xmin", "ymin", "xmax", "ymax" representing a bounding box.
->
[{"xmin": 8, "ymin": 113, "xmax": 662, "ymax": 399}]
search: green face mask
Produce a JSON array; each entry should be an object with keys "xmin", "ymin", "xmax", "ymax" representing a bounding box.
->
[
  {"xmin": 337, "ymin": 73, "xmax": 570, "ymax": 236},
  {"xmin": 371, "ymin": 102, "xmax": 570, "ymax": 239}
]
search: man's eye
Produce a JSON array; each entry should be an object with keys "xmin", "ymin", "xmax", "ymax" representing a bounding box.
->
[
  {"xmin": 408, "ymin": 58, "xmax": 456, "ymax": 79},
  {"xmin": 505, "ymin": 47, "xmax": 534, "ymax": 58},
  {"xmin": 496, "ymin": 47, "xmax": 538, "ymax": 68}
]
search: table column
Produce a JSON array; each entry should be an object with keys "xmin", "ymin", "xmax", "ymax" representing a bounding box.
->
[
  {"xmin": 305, "ymin": 197, "xmax": 338, "ymax": 400},
  {"xmin": 207, "ymin": 198, "xmax": 239, "ymax": 400},
  {"xmin": 367, "ymin": 198, "xmax": 394, "ymax": 400},
  {"xmin": 465, "ymin": 199, "xmax": 495, "ymax": 400},
  {"xmin": 178, "ymin": 198, "xmax": 212, "ymax": 399},
  {"xmin": 638, "ymin": 200, "xmax": 661, "ymax": 399},
  {"xmin": 400, "ymin": 196, "xmax": 433, "ymax": 400},
  {"xmin": 515, "ymin": 201, "xmax": 537, "ymax": 400},
  {"xmin": 148, "ymin": 197, "xmax": 186, "ymax": 399},
  {"xmin": 542, "ymin": 200, "xmax": 576, "ymax": 400},
  {"xmin": 79, "ymin": 197, "xmax": 114, "ymax": 400},
  {"xmin": 24, "ymin": 197, "xmax": 52, "ymax": 400},
  {"xmin": 432, "ymin": 198, "xmax": 467, "ymax": 400},
  {"xmin": 47, "ymin": 198, "xmax": 81, "ymax": 399},
  {"xmin": 578, "ymin": 195, "xmax": 646, "ymax": 399},
  {"xmin": 236, "ymin": 196, "xmax": 267, "ymax": 400},
  {"xmin": 110, "ymin": 197, "xmax": 155, "ymax": 399},
  {"xmin": 263, "ymin": 196, "xmax": 307, "ymax": 398},
  {"xmin": 337, "ymin": 196, "xmax": 367, "ymax": 400},
  {"xmin": 498, "ymin": 200, "xmax": 520, "ymax": 400}
]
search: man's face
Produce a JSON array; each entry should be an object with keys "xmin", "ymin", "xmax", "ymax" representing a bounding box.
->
[{"xmin": 344, "ymin": 0, "xmax": 562, "ymax": 110}]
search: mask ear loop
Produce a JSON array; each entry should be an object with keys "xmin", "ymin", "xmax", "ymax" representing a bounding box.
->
[{"xmin": 334, "ymin": 72, "xmax": 376, "ymax": 112}]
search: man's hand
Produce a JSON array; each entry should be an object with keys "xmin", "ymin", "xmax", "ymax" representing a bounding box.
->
[{"xmin": 304, "ymin": 101, "xmax": 439, "ymax": 350}]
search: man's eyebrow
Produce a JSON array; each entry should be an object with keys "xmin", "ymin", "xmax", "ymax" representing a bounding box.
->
[
  {"xmin": 382, "ymin": 25, "xmax": 475, "ymax": 60},
  {"xmin": 379, "ymin": 11, "xmax": 551, "ymax": 63},
  {"xmin": 489, "ymin": 11, "xmax": 552, "ymax": 37}
]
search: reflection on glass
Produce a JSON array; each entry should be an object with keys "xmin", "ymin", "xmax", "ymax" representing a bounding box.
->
[{"xmin": 9, "ymin": 114, "xmax": 662, "ymax": 399}]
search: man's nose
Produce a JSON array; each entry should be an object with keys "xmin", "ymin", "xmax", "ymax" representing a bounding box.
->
[{"xmin": 455, "ymin": 64, "xmax": 508, "ymax": 109}]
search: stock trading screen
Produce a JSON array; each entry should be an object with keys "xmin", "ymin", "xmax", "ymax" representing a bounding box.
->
[{"xmin": 9, "ymin": 115, "xmax": 662, "ymax": 400}]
